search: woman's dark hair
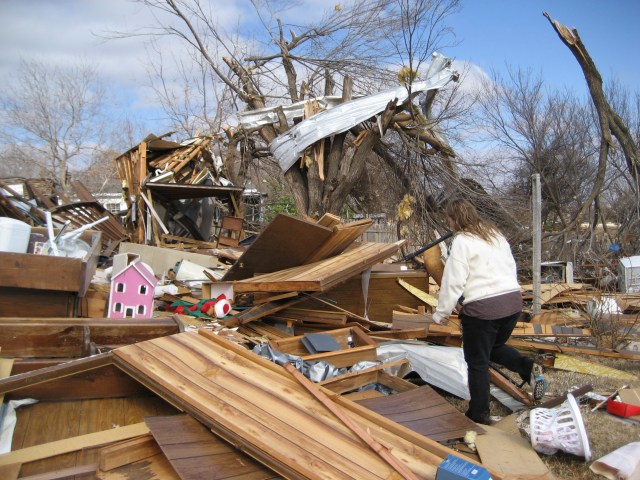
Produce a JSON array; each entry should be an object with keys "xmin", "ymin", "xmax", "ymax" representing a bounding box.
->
[{"xmin": 446, "ymin": 198, "xmax": 501, "ymax": 243}]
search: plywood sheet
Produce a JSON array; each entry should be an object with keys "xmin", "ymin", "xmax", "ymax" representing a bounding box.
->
[
  {"xmin": 222, "ymin": 214, "xmax": 333, "ymax": 281},
  {"xmin": 232, "ymin": 241, "xmax": 405, "ymax": 293}
]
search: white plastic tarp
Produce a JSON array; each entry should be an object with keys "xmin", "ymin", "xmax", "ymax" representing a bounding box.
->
[
  {"xmin": 377, "ymin": 342, "xmax": 470, "ymax": 400},
  {"xmin": 0, "ymin": 398, "xmax": 38, "ymax": 454},
  {"xmin": 270, "ymin": 52, "xmax": 456, "ymax": 172}
]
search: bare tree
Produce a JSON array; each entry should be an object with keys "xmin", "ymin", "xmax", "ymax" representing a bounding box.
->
[
  {"xmin": 145, "ymin": 39, "xmax": 236, "ymax": 137},
  {"xmin": 0, "ymin": 59, "xmax": 110, "ymax": 191},
  {"xmin": 544, "ymin": 13, "xmax": 640, "ymax": 230},
  {"xmin": 119, "ymin": 0, "xmax": 461, "ymax": 219}
]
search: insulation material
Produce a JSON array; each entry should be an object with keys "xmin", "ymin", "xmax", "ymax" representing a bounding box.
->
[{"xmin": 553, "ymin": 353, "xmax": 638, "ymax": 382}]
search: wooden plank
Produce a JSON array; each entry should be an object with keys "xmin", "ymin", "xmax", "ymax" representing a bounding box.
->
[
  {"xmin": 0, "ymin": 353, "xmax": 113, "ymax": 396},
  {"xmin": 392, "ymin": 311, "xmax": 433, "ymax": 330},
  {"xmin": 268, "ymin": 308, "xmax": 348, "ymax": 326},
  {"xmin": 0, "ymin": 358, "xmax": 14, "ymax": 401},
  {"xmin": 269, "ymin": 325, "xmax": 378, "ymax": 368},
  {"xmin": 0, "ymin": 464, "xmax": 20, "ymax": 480},
  {"xmin": 283, "ymin": 362, "xmax": 421, "ymax": 480},
  {"xmin": 113, "ymin": 335, "xmax": 395, "ymax": 480},
  {"xmin": 298, "ymin": 270, "xmax": 430, "ymax": 324},
  {"xmin": 0, "ymin": 317, "xmax": 181, "ymax": 357},
  {"xmin": 7, "ymin": 362, "xmax": 147, "ymax": 401},
  {"xmin": 316, "ymin": 213, "xmax": 341, "ymax": 228},
  {"xmin": 76, "ymin": 397, "xmax": 129, "ymax": 469},
  {"xmin": 17, "ymin": 463, "xmax": 98, "ymax": 480},
  {"xmin": 13, "ymin": 400, "xmax": 80, "ymax": 475},
  {"xmin": 355, "ymin": 386, "xmax": 483, "ymax": 442},
  {"xmin": 146, "ymin": 415, "xmax": 277, "ymax": 479},
  {"xmin": 303, "ymin": 219, "xmax": 373, "ymax": 264},
  {"xmin": 98, "ymin": 434, "xmax": 161, "ymax": 471},
  {"xmin": 222, "ymin": 214, "xmax": 333, "ymax": 281},
  {"xmin": 320, "ymin": 360, "xmax": 410, "ymax": 394},
  {"xmin": 193, "ymin": 330, "xmax": 481, "ymax": 470},
  {"xmin": 488, "ymin": 368, "xmax": 532, "ymax": 406},
  {"xmin": 396, "ymin": 278, "xmax": 438, "ymax": 308},
  {"xmin": 506, "ymin": 338, "xmax": 640, "ymax": 360},
  {"xmin": 0, "ymin": 424, "xmax": 149, "ymax": 466},
  {"xmin": 97, "ymin": 452, "xmax": 179, "ymax": 479},
  {"xmin": 0, "ymin": 227, "xmax": 100, "ymax": 295},
  {"xmin": 232, "ymin": 241, "xmax": 405, "ymax": 293},
  {"xmin": 224, "ymin": 295, "xmax": 306, "ymax": 326},
  {"xmin": 0, "ymin": 288, "xmax": 76, "ymax": 318}
]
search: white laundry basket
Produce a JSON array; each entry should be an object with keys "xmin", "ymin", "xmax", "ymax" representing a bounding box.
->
[{"xmin": 530, "ymin": 393, "xmax": 591, "ymax": 461}]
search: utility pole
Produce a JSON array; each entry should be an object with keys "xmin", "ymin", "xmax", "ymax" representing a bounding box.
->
[{"xmin": 532, "ymin": 173, "xmax": 542, "ymax": 315}]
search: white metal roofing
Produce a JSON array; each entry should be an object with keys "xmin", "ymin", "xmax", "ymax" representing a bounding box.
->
[{"xmin": 269, "ymin": 52, "xmax": 456, "ymax": 172}]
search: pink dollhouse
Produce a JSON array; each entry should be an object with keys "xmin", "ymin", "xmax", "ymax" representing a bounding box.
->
[{"xmin": 107, "ymin": 255, "xmax": 157, "ymax": 319}]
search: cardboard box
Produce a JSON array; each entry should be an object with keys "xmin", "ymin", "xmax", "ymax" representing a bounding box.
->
[{"xmin": 436, "ymin": 455, "xmax": 492, "ymax": 480}]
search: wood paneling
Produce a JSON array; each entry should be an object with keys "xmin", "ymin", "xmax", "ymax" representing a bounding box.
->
[
  {"xmin": 232, "ymin": 241, "xmax": 405, "ymax": 293},
  {"xmin": 146, "ymin": 415, "xmax": 277, "ymax": 479},
  {"xmin": 111, "ymin": 331, "xmax": 459, "ymax": 480},
  {"xmin": 356, "ymin": 386, "xmax": 482, "ymax": 442}
]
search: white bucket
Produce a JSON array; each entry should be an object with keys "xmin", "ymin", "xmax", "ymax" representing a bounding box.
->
[
  {"xmin": 0, "ymin": 218, "xmax": 32, "ymax": 253},
  {"xmin": 530, "ymin": 393, "xmax": 591, "ymax": 461}
]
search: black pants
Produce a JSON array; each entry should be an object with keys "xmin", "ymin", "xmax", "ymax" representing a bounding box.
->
[{"xmin": 460, "ymin": 311, "xmax": 533, "ymax": 423}]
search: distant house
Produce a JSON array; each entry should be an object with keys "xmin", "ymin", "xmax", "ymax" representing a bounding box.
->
[{"xmin": 107, "ymin": 257, "xmax": 157, "ymax": 319}]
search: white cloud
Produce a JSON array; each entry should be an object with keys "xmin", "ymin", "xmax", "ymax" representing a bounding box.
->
[
  {"xmin": 451, "ymin": 59, "xmax": 491, "ymax": 95},
  {"xmin": 0, "ymin": 0, "xmax": 254, "ymax": 132}
]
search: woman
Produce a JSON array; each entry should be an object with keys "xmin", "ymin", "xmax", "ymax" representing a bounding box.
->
[{"xmin": 432, "ymin": 198, "xmax": 547, "ymax": 425}]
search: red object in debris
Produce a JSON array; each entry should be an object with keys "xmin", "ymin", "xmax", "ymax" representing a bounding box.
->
[{"xmin": 606, "ymin": 400, "xmax": 640, "ymax": 418}]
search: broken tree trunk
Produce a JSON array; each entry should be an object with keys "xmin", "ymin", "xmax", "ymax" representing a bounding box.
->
[{"xmin": 543, "ymin": 12, "xmax": 640, "ymax": 218}]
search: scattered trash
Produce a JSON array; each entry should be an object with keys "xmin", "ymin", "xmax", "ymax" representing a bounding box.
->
[{"xmin": 590, "ymin": 441, "xmax": 640, "ymax": 480}]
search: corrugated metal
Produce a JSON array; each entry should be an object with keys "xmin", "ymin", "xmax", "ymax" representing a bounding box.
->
[{"xmin": 270, "ymin": 52, "xmax": 456, "ymax": 172}]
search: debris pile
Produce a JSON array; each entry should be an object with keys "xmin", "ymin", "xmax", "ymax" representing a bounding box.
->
[{"xmin": 0, "ymin": 208, "xmax": 638, "ymax": 479}]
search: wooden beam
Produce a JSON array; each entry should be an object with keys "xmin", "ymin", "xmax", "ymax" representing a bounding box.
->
[
  {"xmin": 98, "ymin": 434, "xmax": 161, "ymax": 471},
  {"xmin": 0, "ymin": 423, "xmax": 149, "ymax": 466},
  {"xmin": 0, "ymin": 352, "xmax": 113, "ymax": 395}
]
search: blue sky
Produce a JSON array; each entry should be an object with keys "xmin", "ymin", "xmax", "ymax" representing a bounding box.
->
[
  {"xmin": 446, "ymin": 1, "xmax": 640, "ymax": 95},
  {"xmin": 0, "ymin": 0, "xmax": 638, "ymax": 137}
]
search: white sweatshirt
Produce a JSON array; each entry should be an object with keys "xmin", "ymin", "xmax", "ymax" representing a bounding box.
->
[{"xmin": 432, "ymin": 232, "xmax": 521, "ymax": 324}]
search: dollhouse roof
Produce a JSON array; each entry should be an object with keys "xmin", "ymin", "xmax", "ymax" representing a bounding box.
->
[{"xmin": 112, "ymin": 259, "xmax": 157, "ymax": 287}]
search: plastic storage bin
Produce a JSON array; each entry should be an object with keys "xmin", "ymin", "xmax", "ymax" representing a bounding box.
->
[{"xmin": 0, "ymin": 217, "xmax": 31, "ymax": 253}]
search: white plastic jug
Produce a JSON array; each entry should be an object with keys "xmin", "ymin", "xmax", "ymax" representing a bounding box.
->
[{"xmin": 0, "ymin": 218, "xmax": 32, "ymax": 253}]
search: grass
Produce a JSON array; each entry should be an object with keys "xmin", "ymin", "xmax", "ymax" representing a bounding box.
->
[
  {"xmin": 437, "ymin": 354, "xmax": 639, "ymax": 479},
  {"xmin": 534, "ymin": 356, "xmax": 639, "ymax": 479}
]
